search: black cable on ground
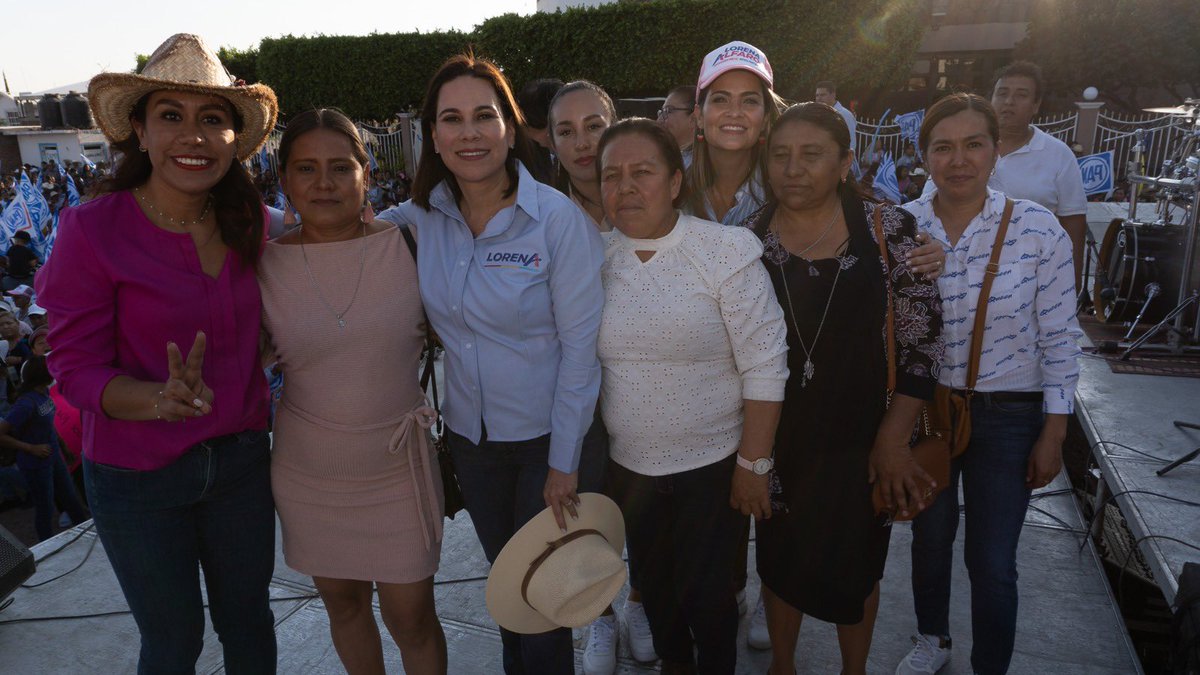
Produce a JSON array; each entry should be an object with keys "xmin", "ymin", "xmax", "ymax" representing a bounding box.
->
[
  {"xmin": 1090, "ymin": 439, "xmax": 1172, "ymax": 463},
  {"xmin": 22, "ymin": 534, "xmax": 98, "ymax": 589}
]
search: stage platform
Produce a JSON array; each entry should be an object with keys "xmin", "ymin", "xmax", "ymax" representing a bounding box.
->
[
  {"xmin": 1, "ymin": 478, "xmax": 1139, "ymax": 674},
  {"xmin": 1074, "ymin": 353, "xmax": 1200, "ymax": 607}
]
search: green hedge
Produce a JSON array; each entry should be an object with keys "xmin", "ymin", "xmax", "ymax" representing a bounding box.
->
[
  {"xmin": 475, "ymin": 0, "xmax": 924, "ymax": 104},
  {"xmin": 252, "ymin": 0, "xmax": 923, "ymax": 118},
  {"xmin": 257, "ymin": 32, "xmax": 472, "ymax": 120}
]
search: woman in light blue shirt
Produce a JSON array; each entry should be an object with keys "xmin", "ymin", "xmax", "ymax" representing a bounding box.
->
[{"xmin": 375, "ymin": 54, "xmax": 604, "ymax": 675}]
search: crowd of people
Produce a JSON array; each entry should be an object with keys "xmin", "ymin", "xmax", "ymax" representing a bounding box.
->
[
  {"xmin": 21, "ymin": 30, "xmax": 1090, "ymax": 675},
  {"xmin": 0, "ymin": 160, "xmax": 108, "ymax": 214}
]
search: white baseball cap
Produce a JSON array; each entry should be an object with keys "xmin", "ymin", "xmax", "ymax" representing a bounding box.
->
[{"xmin": 697, "ymin": 41, "xmax": 774, "ymax": 92}]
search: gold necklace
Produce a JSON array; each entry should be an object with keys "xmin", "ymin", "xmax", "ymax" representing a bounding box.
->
[
  {"xmin": 298, "ymin": 221, "xmax": 369, "ymax": 330},
  {"xmin": 134, "ymin": 187, "xmax": 212, "ymax": 228}
]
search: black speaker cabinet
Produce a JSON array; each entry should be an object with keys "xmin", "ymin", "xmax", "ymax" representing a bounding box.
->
[{"xmin": 0, "ymin": 525, "xmax": 35, "ymax": 602}]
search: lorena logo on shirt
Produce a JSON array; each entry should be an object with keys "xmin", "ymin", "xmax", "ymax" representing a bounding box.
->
[{"xmin": 483, "ymin": 251, "xmax": 542, "ymax": 270}]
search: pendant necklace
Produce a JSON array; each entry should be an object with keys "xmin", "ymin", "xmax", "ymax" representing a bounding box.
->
[
  {"xmin": 777, "ymin": 236, "xmax": 849, "ymax": 388},
  {"xmin": 777, "ymin": 204, "xmax": 842, "ymax": 276},
  {"xmin": 299, "ymin": 220, "xmax": 369, "ymax": 329}
]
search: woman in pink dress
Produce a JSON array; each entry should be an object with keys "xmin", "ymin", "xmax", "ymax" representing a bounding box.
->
[{"xmin": 258, "ymin": 108, "xmax": 446, "ymax": 675}]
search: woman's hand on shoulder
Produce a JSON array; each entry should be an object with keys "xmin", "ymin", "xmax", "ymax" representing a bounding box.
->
[{"xmin": 907, "ymin": 231, "xmax": 946, "ymax": 280}]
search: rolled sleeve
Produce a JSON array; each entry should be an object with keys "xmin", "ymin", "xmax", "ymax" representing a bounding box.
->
[
  {"xmin": 717, "ymin": 230, "xmax": 789, "ymax": 402},
  {"xmin": 35, "ymin": 209, "xmax": 124, "ymax": 415},
  {"xmin": 1035, "ymin": 227, "xmax": 1083, "ymax": 414},
  {"xmin": 545, "ymin": 209, "xmax": 606, "ymax": 473}
]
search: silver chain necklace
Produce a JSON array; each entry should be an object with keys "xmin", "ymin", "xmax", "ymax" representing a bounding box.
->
[
  {"xmin": 777, "ymin": 237, "xmax": 849, "ymax": 388},
  {"xmin": 298, "ymin": 221, "xmax": 369, "ymax": 329},
  {"xmin": 134, "ymin": 187, "xmax": 212, "ymax": 228},
  {"xmin": 784, "ymin": 204, "xmax": 843, "ymax": 260}
]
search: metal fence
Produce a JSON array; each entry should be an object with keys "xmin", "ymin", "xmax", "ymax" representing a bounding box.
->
[
  {"xmin": 1092, "ymin": 111, "xmax": 1194, "ymax": 179},
  {"xmin": 854, "ymin": 112, "xmax": 1080, "ymax": 160},
  {"xmin": 255, "ymin": 121, "xmax": 416, "ymax": 176}
]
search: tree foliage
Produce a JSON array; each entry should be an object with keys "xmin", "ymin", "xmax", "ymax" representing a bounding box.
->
[
  {"xmin": 474, "ymin": 0, "xmax": 923, "ymax": 105},
  {"xmin": 1017, "ymin": 0, "xmax": 1200, "ymax": 112},
  {"xmin": 132, "ymin": 0, "xmax": 924, "ymax": 118},
  {"xmin": 257, "ymin": 32, "xmax": 472, "ymax": 119}
]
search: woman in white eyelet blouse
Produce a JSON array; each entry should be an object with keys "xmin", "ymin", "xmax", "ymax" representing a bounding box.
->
[{"xmin": 595, "ymin": 118, "xmax": 788, "ymax": 672}]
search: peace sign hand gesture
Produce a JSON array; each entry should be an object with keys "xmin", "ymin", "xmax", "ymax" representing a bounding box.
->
[{"xmin": 155, "ymin": 331, "xmax": 215, "ymax": 422}]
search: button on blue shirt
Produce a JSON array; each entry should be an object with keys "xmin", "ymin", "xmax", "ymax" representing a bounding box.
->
[{"xmin": 376, "ymin": 163, "xmax": 605, "ymax": 473}]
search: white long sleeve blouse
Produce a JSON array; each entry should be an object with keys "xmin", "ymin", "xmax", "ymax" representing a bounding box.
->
[{"xmin": 598, "ymin": 213, "xmax": 789, "ymax": 476}]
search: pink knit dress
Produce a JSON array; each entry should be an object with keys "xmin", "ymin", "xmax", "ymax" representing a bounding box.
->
[{"xmin": 258, "ymin": 226, "xmax": 442, "ymax": 583}]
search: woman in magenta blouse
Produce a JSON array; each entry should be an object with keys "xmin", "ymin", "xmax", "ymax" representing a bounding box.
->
[{"xmin": 34, "ymin": 34, "xmax": 281, "ymax": 673}]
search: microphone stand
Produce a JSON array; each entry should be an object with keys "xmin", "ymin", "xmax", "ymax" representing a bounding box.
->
[{"xmin": 1156, "ymin": 421, "xmax": 1200, "ymax": 476}]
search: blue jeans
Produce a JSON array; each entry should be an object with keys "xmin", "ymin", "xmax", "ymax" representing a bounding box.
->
[
  {"xmin": 84, "ymin": 430, "xmax": 276, "ymax": 675},
  {"xmin": 448, "ymin": 419, "xmax": 608, "ymax": 675},
  {"xmin": 19, "ymin": 448, "xmax": 88, "ymax": 541},
  {"xmin": 910, "ymin": 396, "xmax": 1045, "ymax": 675}
]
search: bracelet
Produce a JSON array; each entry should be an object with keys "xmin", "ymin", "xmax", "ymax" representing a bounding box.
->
[{"xmin": 154, "ymin": 390, "xmax": 164, "ymax": 420}]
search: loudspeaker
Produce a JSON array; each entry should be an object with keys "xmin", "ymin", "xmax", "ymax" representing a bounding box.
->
[{"xmin": 0, "ymin": 525, "xmax": 35, "ymax": 602}]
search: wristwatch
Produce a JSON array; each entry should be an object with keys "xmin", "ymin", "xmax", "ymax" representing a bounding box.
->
[{"xmin": 736, "ymin": 454, "xmax": 774, "ymax": 475}]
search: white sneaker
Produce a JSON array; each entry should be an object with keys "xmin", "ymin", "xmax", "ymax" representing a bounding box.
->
[
  {"xmin": 746, "ymin": 594, "xmax": 770, "ymax": 650},
  {"xmin": 582, "ymin": 614, "xmax": 617, "ymax": 675},
  {"xmin": 735, "ymin": 588, "xmax": 748, "ymax": 616},
  {"xmin": 895, "ymin": 634, "xmax": 951, "ymax": 675},
  {"xmin": 623, "ymin": 599, "xmax": 658, "ymax": 663}
]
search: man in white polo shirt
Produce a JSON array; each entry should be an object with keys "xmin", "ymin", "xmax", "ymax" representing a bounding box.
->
[
  {"xmin": 815, "ymin": 80, "xmax": 857, "ymax": 152},
  {"xmin": 923, "ymin": 61, "xmax": 1088, "ymax": 290}
]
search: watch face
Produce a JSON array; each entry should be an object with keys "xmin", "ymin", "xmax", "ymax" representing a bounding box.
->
[{"xmin": 753, "ymin": 458, "xmax": 773, "ymax": 475}]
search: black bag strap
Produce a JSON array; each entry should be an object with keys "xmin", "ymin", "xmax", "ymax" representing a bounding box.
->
[{"xmin": 399, "ymin": 226, "xmax": 443, "ymax": 428}]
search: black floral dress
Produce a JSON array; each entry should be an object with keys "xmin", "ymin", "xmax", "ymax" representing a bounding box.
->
[{"xmin": 744, "ymin": 195, "xmax": 943, "ymax": 624}]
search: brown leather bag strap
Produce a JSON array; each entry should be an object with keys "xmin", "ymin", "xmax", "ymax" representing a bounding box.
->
[
  {"xmin": 966, "ymin": 198, "xmax": 1014, "ymax": 390},
  {"xmin": 874, "ymin": 206, "xmax": 896, "ymax": 393}
]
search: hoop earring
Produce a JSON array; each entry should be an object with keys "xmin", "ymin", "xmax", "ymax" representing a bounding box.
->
[{"xmin": 138, "ymin": 145, "xmax": 147, "ymax": 152}]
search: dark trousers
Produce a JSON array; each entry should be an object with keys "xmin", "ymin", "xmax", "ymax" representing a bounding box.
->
[
  {"xmin": 607, "ymin": 454, "xmax": 743, "ymax": 674},
  {"xmin": 910, "ymin": 398, "xmax": 1044, "ymax": 675},
  {"xmin": 445, "ymin": 428, "xmax": 565, "ymax": 675},
  {"xmin": 19, "ymin": 447, "xmax": 88, "ymax": 541},
  {"xmin": 84, "ymin": 430, "xmax": 277, "ymax": 675}
]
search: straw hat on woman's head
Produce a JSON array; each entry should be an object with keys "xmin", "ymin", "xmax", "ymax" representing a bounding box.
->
[
  {"xmin": 486, "ymin": 493, "xmax": 627, "ymax": 634},
  {"xmin": 88, "ymin": 34, "xmax": 277, "ymax": 160}
]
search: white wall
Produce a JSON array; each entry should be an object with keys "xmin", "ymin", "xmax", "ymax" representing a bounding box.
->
[{"xmin": 14, "ymin": 130, "xmax": 109, "ymax": 167}]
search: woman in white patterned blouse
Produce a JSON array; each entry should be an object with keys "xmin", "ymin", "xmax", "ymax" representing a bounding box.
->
[
  {"xmin": 896, "ymin": 93, "xmax": 1083, "ymax": 675},
  {"xmin": 596, "ymin": 118, "xmax": 789, "ymax": 673}
]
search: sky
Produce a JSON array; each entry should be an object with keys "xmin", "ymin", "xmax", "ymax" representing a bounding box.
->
[{"xmin": 1, "ymin": 0, "xmax": 536, "ymax": 94}]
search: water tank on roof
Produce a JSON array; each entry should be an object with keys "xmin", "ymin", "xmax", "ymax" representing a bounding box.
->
[
  {"xmin": 60, "ymin": 91, "xmax": 94, "ymax": 129},
  {"xmin": 38, "ymin": 94, "xmax": 63, "ymax": 129}
]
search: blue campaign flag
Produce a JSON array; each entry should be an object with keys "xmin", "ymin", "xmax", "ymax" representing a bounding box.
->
[
  {"xmin": 258, "ymin": 145, "xmax": 272, "ymax": 174},
  {"xmin": 17, "ymin": 172, "xmax": 50, "ymax": 230},
  {"xmin": 1078, "ymin": 151, "xmax": 1114, "ymax": 197},
  {"xmin": 366, "ymin": 143, "xmax": 379, "ymax": 173},
  {"xmin": 894, "ymin": 110, "xmax": 925, "ymax": 159},
  {"xmin": 79, "ymin": 152, "xmax": 96, "ymax": 169},
  {"xmin": 64, "ymin": 171, "xmax": 81, "ymax": 207},
  {"xmin": 0, "ymin": 188, "xmax": 34, "ymax": 241},
  {"xmin": 873, "ymin": 153, "xmax": 903, "ymax": 204},
  {"xmin": 273, "ymin": 185, "xmax": 288, "ymax": 211}
]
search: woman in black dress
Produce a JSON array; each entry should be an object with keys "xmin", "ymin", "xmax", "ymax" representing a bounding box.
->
[{"xmin": 742, "ymin": 103, "xmax": 944, "ymax": 675}]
